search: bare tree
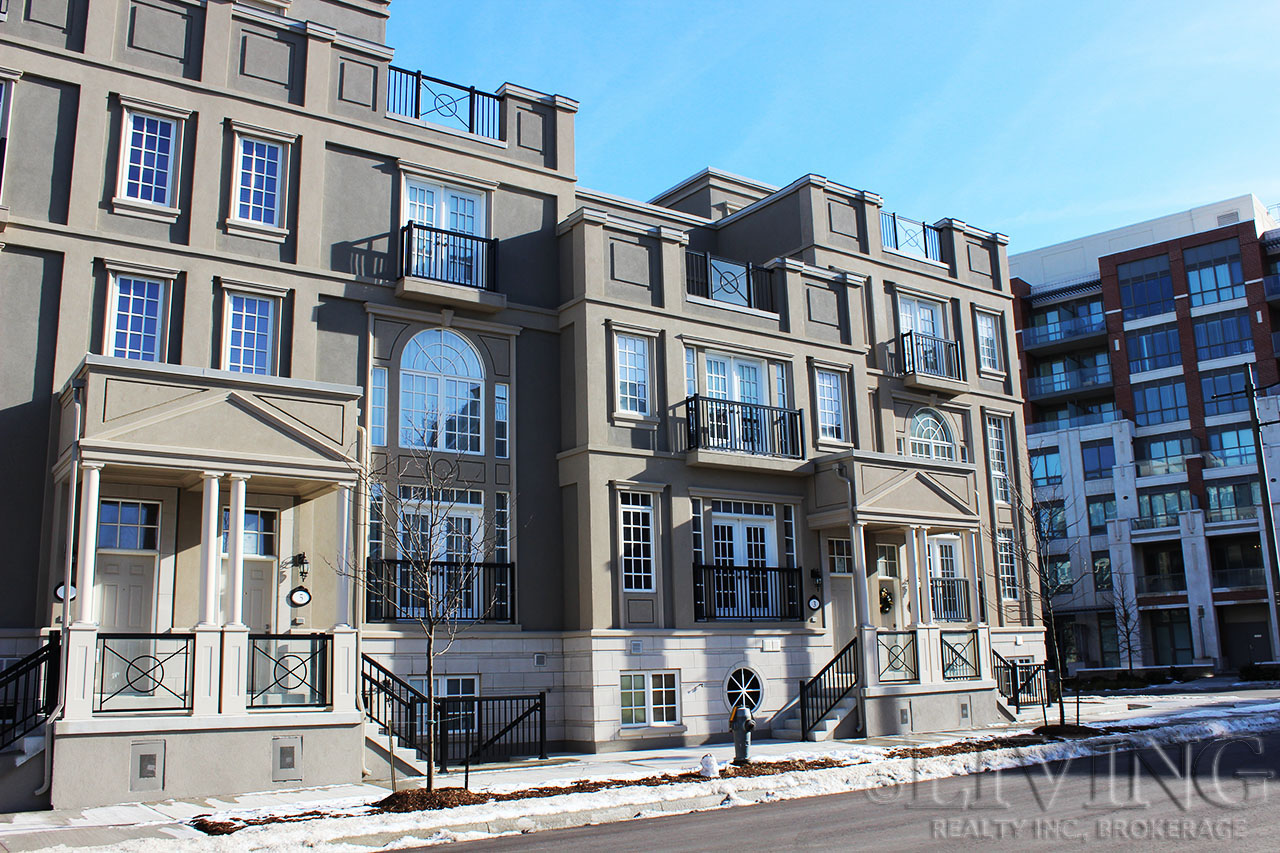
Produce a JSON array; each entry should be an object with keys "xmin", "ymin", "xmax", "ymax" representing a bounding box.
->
[{"xmin": 1106, "ymin": 569, "xmax": 1142, "ymax": 671}]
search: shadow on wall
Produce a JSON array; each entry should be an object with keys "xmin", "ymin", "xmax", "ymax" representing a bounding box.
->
[{"xmin": 331, "ymin": 234, "xmax": 394, "ymax": 282}]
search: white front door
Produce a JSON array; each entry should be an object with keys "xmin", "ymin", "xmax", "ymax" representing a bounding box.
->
[
  {"xmin": 243, "ymin": 560, "xmax": 275, "ymax": 633},
  {"xmin": 95, "ymin": 553, "xmax": 156, "ymax": 633}
]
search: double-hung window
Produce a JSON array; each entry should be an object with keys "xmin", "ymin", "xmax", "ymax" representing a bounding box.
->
[
  {"xmin": 985, "ymin": 416, "xmax": 1011, "ymax": 502},
  {"xmin": 996, "ymin": 530, "xmax": 1018, "ymax": 600},
  {"xmin": 227, "ymin": 122, "xmax": 294, "ymax": 239},
  {"xmin": 112, "ymin": 96, "xmax": 188, "ymax": 220},
  {"xmin": 814, "ymin": 368, "xmax": 846, "ymax": 442},
  {"xmin": 620, "ymin": 671, "xmax": 679, "ymax": 727},
  {"xmin": 224, "ymin": 291, "xmax": 278, "ymax": 375},
  {"xmin": 975, "ymin": 312, "xmax": 1002, "ymax": 372},
  {"xmin": 615, "ymin": 332, "xmax": 651, "ymax": 417},
  {"xmin": 618, "ymin": 491, "xmax": 655, "ymax": 593},
  {"xmin": 108, "ymin": 274, "xmax": 168, "ymax": 362}
]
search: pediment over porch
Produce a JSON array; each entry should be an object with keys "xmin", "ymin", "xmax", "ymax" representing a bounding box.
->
[{"xmin": 846, "ymin": 456, "xmax": 979, "ymax": 527}]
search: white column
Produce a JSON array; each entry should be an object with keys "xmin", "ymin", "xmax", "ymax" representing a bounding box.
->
[
  {"xmin": 75, "ymin": 463, "xmax": 103, "ymax": 625},
  {"xmin": 906, "ymin": 525, "xmax": 923, "ymax": 627},
  {"xmin": 918, "ymin": 526, "xmax": 934, "ymax": 625},
  {"xmin": 226, "ymin": 474, "xmax": 249, "ymax": 626},
  {"xmin": 335, "ymin": 484, "xmax": 352, "ymax": 628},
  {"xmin": 851, "ymin": 522, "xmax": 872, "ymax": 627},
  {"xmin": 967, "ymin": 529, "xmax": 984, "ymax": 624},
  {"xmin": 198, "ymin": 472, "xmax": 223, "ymax": 627}
]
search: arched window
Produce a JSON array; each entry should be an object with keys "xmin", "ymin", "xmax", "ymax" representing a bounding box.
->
[
  {"xmin": 399, "ymin": 329, "xmax": 484, "ymax": 453},
  {"xmin": 909, "ymin": 409, "xmax": 955, "ymax": 461}
]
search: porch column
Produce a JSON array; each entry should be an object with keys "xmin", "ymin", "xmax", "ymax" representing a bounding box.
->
[
  {"xmin": 917, "ymin": 526, "xmax": 935, "ymax": 624},
  {"xmin": 851, "ymin": 522, "xmax": 872, "ymax": 627},
  {"xmin": 74, "ymin": 463, "xmax": 103, "ymax": 625},
  {"xmin": 226, "ymin": 474, "xmax": 249, "ymax": 626},
  {"xmin": 906, "ymin": 525, "xmax": 923, "ymax": 627},
  {"xmin": 966, "ymin": 529, "xmax": 984, "ymax": 624},
  {"xmin": 197, "ymin": 472, "xmax": 223, "ymax": 627},
  {"xmin": 335, "ymin": 484, "xmax": 352, "ymax": 628}
]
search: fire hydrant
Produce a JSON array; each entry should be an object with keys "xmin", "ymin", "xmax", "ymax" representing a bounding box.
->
[{"xmin": 730, "ymin": 705, "xmax": 755, "ymax": 766}]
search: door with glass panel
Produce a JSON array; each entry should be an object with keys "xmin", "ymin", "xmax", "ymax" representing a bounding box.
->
[
  {"xmin": 94, "ymin": 500, "xmax": 162, "ymax": 709},
  {"xmin": 404, "ymin": 180, "xmax": 484, "ymax": 286},
  {"xmin": 704, "ymin": 354, "xmax": 765, "ymax": 453},
  {"xmin": 404, "ymin": 180, "xmax": 438, "ymax": 279},
  {"xmin": 927, "ymin": 536, "xmax": 965, "ymax": 621},
  {"xmin": 401, "ymin": 507, "xmax": 483, "ymax": 620},
  {"xmin": 899, "ymin": 295, "xmax": 944, "ymax": 373},
  {"xmin": 443, "ymin": 188, "xmax": 483, "ymax": 286},
  {"xmin": 710, "ymin": 511, "xmax": 777, "ymax": 618}
]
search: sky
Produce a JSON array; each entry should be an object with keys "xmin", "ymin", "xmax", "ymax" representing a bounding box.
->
[{"xmin": 387, "ymin": 0, "xmax": 1280, "ymax": 253}]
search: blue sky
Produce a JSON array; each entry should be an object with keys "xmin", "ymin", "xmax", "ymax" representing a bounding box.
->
[{"xmin": 388, "ymin": 0, "xmax": 1280, "ymax": 251}]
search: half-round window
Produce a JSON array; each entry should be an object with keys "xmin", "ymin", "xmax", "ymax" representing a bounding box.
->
[
  {"xmin": 909, "ymin": 409, "xmax": 955, "ymax": 461},
  {"xmin": 399, "ymin": 329, "xmax": 484, "ymax": 453}
]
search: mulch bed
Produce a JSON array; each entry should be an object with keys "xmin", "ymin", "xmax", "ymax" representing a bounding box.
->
[{"xmin": 883, "ymin": 723, "xmax": 1123, "ymax": 760}]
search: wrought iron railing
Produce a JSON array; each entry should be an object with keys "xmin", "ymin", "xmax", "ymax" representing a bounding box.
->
[
  {"xmin": 881, "ymin": 211, "xmax": 943, "ymax": 262},
  {"xmin": 1205, "ymin": 505, "xmax": 1258, "ymax": 523},
  {"xmin": 798, "ymin": 637, "xmax": 858, "ymax": 737},
  {"xmin": 1021, "ymin": 316, "xmax": 1107, "ymax": 348},
  {"xmin": 386, "ymin": 67, "xmax": 501, "ymax": 139},
  {"xmin": 681, "ymin": 395, "xmax": 804, "ymax": 460},
  {"xmin": 930, "ymin": 577, "xmax": 971, "ymax": 622},
  {"xmin": 692, "ymin": 565, "xmax": 802, "ymax": 622},
  {"xmin": 400, "ymin": 222, "xmax": 499, "ymax": 290},
  {"xmin": 685, "ymin": 251, "xmax": 776, "ymax": 313},
  {"xmin": 0, "ymin": 635, "xmax": 60, "ymax": 750},
  {"xmin": 361, "ymin": 654, "xmax": 428, "ymax": 756},
  {"xmin": 437, "ymin": 693, "xmax": 547, "ymax": 771},
  {"xmin": 1211, "ymin": 567, "xmax": 1267, "ymax": 589},
  {"xmin": 941, "ymin": 630, "xmax": 980, "ymax": 681},
  {"xmin": 366, "ymin": 558, "xmax": 516, "ymax": 624},
  {"xmin": 993, "ymin": 651, "xmax": 1048, "ymax": 710},
  {"xmin": 900, "ymin": 331, "xmax": 962, "ymax": 381},
  {"xmin": 1134, "ymin": 572, "xmax": 1187, "ymax": 594},
  {"xmin": 95, "ymin": 633, "xmax": 193, "ymax": 713},
  {"xmin": 1027, "ymin": 363, "xmax": 1113, "ymax": 398},
  {"xmin": 876, "ymin": 630, "xmax": 918, "ymax": 682},
  {"xmin": 248, "ymin": 634, "xmax": 330, "ymax": 708}
]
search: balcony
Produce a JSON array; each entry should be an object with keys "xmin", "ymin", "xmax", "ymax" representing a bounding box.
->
[
  {"xmin": 387, "ymin": 67, "xmax": 501, "ymax": 140},
  {"xmin": 1205, "ymin": 505, "xmax": 1258, "ymax": 523},
  {"xmin": 1022, "ymin": 315, "xmax": 1108, "ymax": 352},
  {"xmin": 1204, "ymin": 448, "xmax": 1257, "ymax": 469},
  {"xmin": 1135, "ymin": 573, "xmax": 1187, "ymax": 595},
  {"xmin": 930, "ymin": 577, "xmax": 972, "ymax": 622},
  {"xmin": 1027, "ymin": 363, "xmax": 1113, "ymax": 402},
  {"xmin": 685, "ymin": 251, "xmax": 776, "ymax": 314},
  {"xmin": 1026, "ymin": 409, "xmax": 1120, "ymax": 435},
  {"xmin": 1264, "ymin": 274, "xmax": 1280, "ymax": 303},
  {"xmin": 1131, "ymin": 513, "xmax": 1183, "ymax": 531},
  {"xmin": 365, "ymin": 559, "xmax": 516, "ymax": 624},
  {"xmin": 899, "ymin": 331, "xmax": 965, "ymax": 393},
  {"xmin": 680, "ymin": 396, "xmax": 804, "ymax": 470},
  {"xmin": 95, "ymin": 634, "xmax": 194, "ymax": 714},
  {"xmin": 881, "ymin": 212, "xmax": 943, "ymax": 263},
  {"xmin": 1136, "ymin": 458, "xmax": 1188, "ymax": 477},
  {"xmin": 1212, "ymin": 566, "xmax": 1268, "ymax": 589},
  {"xmin": 397, "ymin": 222, "xmax": 504, "ymax": 311},
  {"xmin": 692, "ymin": 565, "xmax": 802, "ymax": 622}
]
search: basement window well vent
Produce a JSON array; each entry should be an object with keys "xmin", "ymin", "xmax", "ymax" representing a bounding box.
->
[
  {"xmin": 629, "ymin": 639, "xmax": 644, "ymax": 655},
  {"xmin": 533, "ymin": 653, "xmax": 547, "ymax": 667},
  {"xmin": 130, "ymin": 740, "xmax": 165, "ymax": 793},
  {"xmin": 272, "ymin": 736, "xmax": 303, "ymax": 783}
]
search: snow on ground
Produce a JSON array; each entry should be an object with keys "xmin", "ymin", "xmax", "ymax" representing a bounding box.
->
[{"xmin": 24, "ymin": 698, "xmax": 1280, "ymax": 853}]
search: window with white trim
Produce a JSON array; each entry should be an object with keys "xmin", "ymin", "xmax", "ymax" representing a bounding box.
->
[
  {"xmin": 495, "ymin": 492, "xmax": 510, "ymax": 563},
  {"xmin": 98, "ymin": 500, "xmax": 160, "ymax": 551},
  {"xmin": 224, "ymin": 291, "xmax": 279, "ymax": 375},
  {"xmin": 620, "ymin": 671, "xmax": 680, "ymax": 726},
  {"xmin": 615, "ymin": 333, "xmax": 651, "ymax": 416},
  {"xmin": 876, "ymin": 543, "xmax": 899, "ymax": 577},
  {"xmin": 986, "ymin": 416, "xmax": 1011, "ymax": 503},
  {"xmin": 619, "ymin": 491, "xmax": 655, "ymax": 592},
  {"xmin": 370, "ymin": 367, "xmax": 387, "ymax": 446},
  {"xmin": 684, "ymin": 346, "xmax": 697, "ymax": 397},
  {"xmin": 494, "ymin": 383, "xmax": 509, "ymax": 458},
  {"xmin": 691, "ymin": 497, "xmax": 704, "ymax": 564},
  {"xmin": 815, "ymin": 368, "xmax": 845, "ymax": 441},
  {"xmin": 909, "ymin": 409, "xmax": 955, "ymax": 460},
  {"xmin": 774, "ymin": 363, "xmax": 788, "ymax": 408},
  {"xmin": 118, "ymin": 107, "xmax": 179, "ymax": 209},
  {"xmin": 399, "ymin": 329, "xmax": 484, "ymax": 453},
  {"xmin": 108, "ymin": 274, "xmax": 168, "ymax": 362},
  {"xmin": 0, "ymin": 76, "xmax": 12, "ymax": 204},
  {"xmin": 976, "ymin": 312, "xmax": 1001, "ymax": 371},
  {"xmin": 828, "ymin": 537, "xmax": 853, "ymax": 574},
  {"xmin": 410, "ymin": 675, "xmax": 478, "ymax": 734},
  {"xmin": 220, "ymin": 508, "xmax": 278, "ymax": 557},
  {"xmin": 368, "ymin": 484, "xmax": 384, "ymax": 560},
  {"xmin": 234, "ymin": 134, "xmax": 285, "ymax": 226},
  {"xmin": 997, "ymin": 529, "xmax": 1018, "ymax": 600}
]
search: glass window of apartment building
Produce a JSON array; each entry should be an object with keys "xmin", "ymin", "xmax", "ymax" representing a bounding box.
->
[
  {"xmin": 1031, "ymin": 448, "xmax": 1062, "ymax": 486},
  {"xmin": 117, "ymin": 107, "xmax": 181, "ymax": 209},
  {"xmin": 1149, "ymin": 610, "xmax": 1194, "ymax": 666},
  {"xmin": 1118, "ymin": 255, "xmax": 1174, "ymax": 320},
  {"xmin": 1184, "ymin": 238, "xmax": 1244, "ymax": 307},
  {"xmin": 815, "ymin": 369, "xmax": 847, "ymax": 441},
  {"xmin": 1210, "ymin": 535, "xmax": 1262, "ymax": 572},
  {"xmin": 827, "ymin": 538, "xmax": 853, "ymax": 574},
  {"xmin": 1206, "ymin": 425, "xmax": 1257, "ymax": 468},
  {"xmin": 1087, "ymin": 496, "xmax": 1116, "ymax": 535},
  {"xmin": 1132, "ymin": 378, "xmax": 1188, "ymax": 426},
  {"xmin": 1137, "ymin": 487, "xmax": 1193, "ymax": 522},
  {"xmin": 1207, "ymin": 478, "xmax": 1261, "ymax": 514},
  {"xmin": 1037, "ymin": 501, "xmax": 1067, "ymax": 540},
  {"xmin": 224, "ymin": 292, "xmax": 279, "ymax": 375},
  {"xmin": 976, "ymin": 312, "xmax": 1003, "ymax": 371},
  {"xmin": 1136, "ymin": 433, "xmax": 1193, "ymax": 476},
  {"xmin": 620, "ymin": 671, "xmax": 680, "ymax": 726},
  {"xmin": 1201, "ymin": 367, "xmax": 1250, "ymax": 416},
  {"xmin": 1126, "ymin": 323, "xmax": 1181, "ymax": 373},
  {"xmin": 1092, "ymin": 552, "xmax": 1112, "ymax": 591},
  {"xmin": 1081, "ymin": 440, "xmax": 1115, "ymax": 480},
  {"xmin": 615, "ymin": 333, "xmax": 651, "ymax": 415},
  {"xmin": 108, "ymin": 275, "xmax": 167, "ymax": 362},
  {"xmin": 986, "ymin": 416, "xmax": 1011, "ymax": 502},
  {"xmin": 1045, "ymin": 556, "xmax": 1073, "ymax": 592},
  {"xmin": 1193, "ymin": 310, "xmax": 1253, "ymax": 361},
  {"xmin": 618, "ymin": 491, "xmax": 655, "ymax": 592}
]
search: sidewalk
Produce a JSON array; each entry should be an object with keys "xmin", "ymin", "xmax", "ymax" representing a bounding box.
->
[{"xmin": 6, "ymin": 686, "xmax": 1280, "ymax": 852}]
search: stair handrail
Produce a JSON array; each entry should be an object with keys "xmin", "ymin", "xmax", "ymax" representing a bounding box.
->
[
  {"xmin": 360, "ymin": 653, "xmax": 430, "ymax": 754},
  {"xmin": 0, "ymin": 634, "xmax": 61, "ymax": 751},
  {"xmin": 992, "ymin": 650, "xmax": 1047, "ymax": 711},
  {"xmin": 798, "ymin": 636, "xmax": 859, "ymax": 737}
]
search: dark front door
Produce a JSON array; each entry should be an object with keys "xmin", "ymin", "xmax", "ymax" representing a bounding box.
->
[{"xmin": 1220, "ymin": 621, "xmax": 1271, "ymax": 671}]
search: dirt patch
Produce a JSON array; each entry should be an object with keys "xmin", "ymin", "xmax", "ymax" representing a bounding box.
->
[
  {"xmin": 190, "ymin": 810, "xmax": 342, "ymax": 835},
  {"xmin": 1032, "ymin": 724, "xmax": 1107, "ymax": 738},
  {"xmin": 886, "ymin": 734, "xmax": 1049, "ymax": 759}
]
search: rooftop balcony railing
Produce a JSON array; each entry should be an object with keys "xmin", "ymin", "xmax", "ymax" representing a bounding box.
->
[
  {"xmin": 1027, "ymin": 363, "xmax": 1112, "ymax": 400},
  {"xmin": 1022, "ymin": 315, "xmax": 1107, "ymax": 349},
  {"xmin": 1026, "ymin": 409, "xmax": 1120, "ymax": 435},
  {"xmin": 1212, "ymin": 566, "xmax": 1267, "ymax": 589},
  {"xmin": 881, "ymin": 212, "xmax": 943, "ymax": 262},
  {"xmin": 900, "ymin": 331, "xmax": 962, "ymax": 381},
  {"xmin": 1205, "ymin": 505, "xmax": 1259, "ymax": 523},
  {"xmin": 1135, "ymin": 572, "xmax": 1187, "ymax": 595},
  {"xmin": 685, "ymin": 251, "xmax": 776, "ymax": 313},
  {"xmin": 400, "ymin": 222, "xmax": 498, "ymax": 291},
  {"xmin": 681, "ymin": 395, "xmax": 804, "ymax": 460},
  {"xmin": 387, "ymin": 67, "xmax": 501, "ymax": 140}
]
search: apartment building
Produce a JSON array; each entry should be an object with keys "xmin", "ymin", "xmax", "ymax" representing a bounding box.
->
[
  {"xmin": 0, "ymin": 0, "xmax": 1042, "ymax": 810},
  {"xmin": 1010, "ymin": 197, "xmax": 1280, "ymax": 674}
]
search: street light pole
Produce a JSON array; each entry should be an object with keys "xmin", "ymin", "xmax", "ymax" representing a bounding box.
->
[{"xmin": 1237, "ymin": 371, "xmax": 1280, "ymax": 659}]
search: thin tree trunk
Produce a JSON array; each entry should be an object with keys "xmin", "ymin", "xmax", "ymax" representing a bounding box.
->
[{"xmin": 426, "ymin": 628, "xmax": 435, "ymax": 792}]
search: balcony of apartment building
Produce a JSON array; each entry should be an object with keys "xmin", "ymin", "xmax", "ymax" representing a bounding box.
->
[
  {"xmin": 678, "ymin": 395, "xmax": 806, "ymax": 473},
  {"xmin": 684, "ymin": 250, "xmax": 779, "ymax": 315},
  {"xmin": 1264, "ymin": 273, "xmax": 1280, "ymax": 304},
  {"xmin": 364, "ymin": 558, "xmax": 518, "ymax": 625},
  {"xmin": 880, "ymin": 211, "xmax": 945, "ymax": 264},
  {"xmin": 1026, "ymin": 406, "xmax": 1120, "ymax": 436},
  {"xmin": 1026, "ymin": 360, "xmax": 1113, "ymax": 404},
  {"xmin": 1021, "ymin": 313, "xmax": 1108, "ymax": 355},
  {"xmin": 1209, "ymin": 534, "xmax": 1268, "ymax": 597},
  {"xmin": 395, "ymin": 218, "xmax": 504, "ymax": 311},
  {"xmin": 898, "ymin": 329, "xmax": 965, "ymax": 394}
]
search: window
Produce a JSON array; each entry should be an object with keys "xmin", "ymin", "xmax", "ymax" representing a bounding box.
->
[
  {"xmin": 1092, "ymin": 552, "xmax": 1112, "ymax": 591},
  {"xmin": 370, "ymin": 367, "xmax": 387, "ymax": 447},
  {"xmin": 1184, "ymin": 238, "xmax": 1244, "ymax": 306},
  {"xmin": 1207, "ymin": 479, "xmax": 1261, "ymax": 512},
  {"xmin": 1087, "ymin": 496, "xmax": 1116, "ymax": 535},
  {"xmin": 1193, "ymin": 311, "xmax": 1253, "ymax": 361},
  {"xmin": 401, "ymin": 176, "xmax": 489, "ymax": 287},
  {"xmin": 725, "ymin": 667, "xmax": 762, "ymax": 711},
  {"xmin": 1045, "ymin": 558, "xmax": 1073, "ymax": 592},
  {"xmin": 996, "ymin": 530, "xmax": 1018, "ymax": 600},
  {"xmin": 615, "ymin": 333, "xmax": 650, "ymax": 416},
  {"xmin": 783, "ymin": 505, "xmax": 796, "ymax": 568},
  {"xmin": 1037, "ymin": 501, "xmax": 1067, "ymax": 540},
  {"xmin": 108, "ymin": 275, "xmax": 167, "ymax": 362},
  {"xmin": 221, "ymin": 508, "xmax": 278, "ymax": 557},
  {"xmin": 0, "ymin": 76, "xmax": 12, "ymax": 203},
  {"xmin": 1117, "ymin": 255, "xmax": 1173, "ymax": 320},
  {"xmin": 976, "ymin": 312, "xmax": 1002, "ymax": 371},
  {"xmin": 827, "ymin": 538, "xmax": 853, "ymax": 574},
  {"xmin": 494, "ymin": 492, "xmax": 510, "ymax": 563},
  {"xmin": 620, "ymin": 671, "xmax": 680, "ymax": 726},
  {"xmin": 1126, "ymin": 323, "xmax": 1181, "ymax": 373},
  {"xmin": 899, "ymin": 294, "xmax": 946, "ymax": 338},
  {"xmin": 986, "ymin": 416, "xmax": 1011, "ymax": 502},
  {"xmin": 409, "ymin": 676, "xmax": 478, "ymax": 735},
  {"xmin": 876, "ymin": 543, "xmax": 899, "ymax": 577},
  {"xmin": 224, "ymin": 292, "xmax": 278, "ymax": 375},
  {"xmin": 234, "ymin": 134, "xmax": 285, "ymax": 227},
  {"xmin": 1206, "ymin": 426, "xmax": 1256, "ymax": 468},
  {"xmin": 684, "ymin": 347, "xmax": 697, "ymax": 397},
  {"xmin": 774, "ymin": 363, "xmax": 788, "ymax": 409},
  {"xmin": 618, "ymin": 491, "xmax": 655, "ymax": 592},
  {"xmin": 691, "ymin": 497, "xmax": 704, "ymax": 564},
  {"xmin": 909, "ymin": 409, "xmax": 954, "ymax": 460},
  {"xmin": 1137, "ymin": 487, "xmax": 1193, "ymax": 521},
  {"xmin": 1132, "ymin": 379, "xmax": 1188, "ymax": 426},
  {"xmin": 1080, "ymin": 440, "xmax": 1115, "ymax": 481},
  {"xmin": 117, "ymin": 106, "xmax": 180, "ymax": 209},
  {"xmin": 815, "ymin": 369, "xmax": 846, "ymax": 441},
  {"xmin": 400, "ymin": 329, "xmax": 484, "ymax": 453},
  {"xmin": 98, "ymin": 500, "xmax": 160, "ymax": 550},
  {"xmin": 1030, "ymin": 448, "xmax": 1062, "ymax": 487},
  {"xmin": 368, "ymin": 484, "xmax": 383, "ymax": 560},
  {"xmin": 1136, "ymin": 433, "xmax": 1193, "ymax": 476},
  {"xmin": 494, "ymin": 383, "xmax": 509, "ymax": 458},
  {"xmin": 1201, "ymin": 367, "xmax": 1250, "ymax": 416}
]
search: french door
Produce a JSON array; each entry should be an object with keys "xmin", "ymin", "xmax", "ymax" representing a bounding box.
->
[
  {"xmin": 710, "ymin": 516, "xmax": 777, "ymax": 618},
  {"xmin": 404, "ymin": 179, "xmax": 485, "ymax": 286},
  {"xmin": 704, "ymin": 355, "xmax": 765, "ymax": 452},
  {"xmin": 899, "ymin": 295, "xmax": 945, "ymax": 373},
  {"xmin": 400, "ymin": 509, "xmax": 483, "ymax": 619}
]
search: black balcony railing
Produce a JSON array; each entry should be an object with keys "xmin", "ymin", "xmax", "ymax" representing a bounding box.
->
[
  {"xmin": 941, "ymin": 630, "xmax": 980, "ymax": 681},
  {"xmin": 930, "ymin": 577, "xmax": 971, "ymax": 622},
  {"xmin": 1131, "ymin": 514, "xmax": 1183, "ymax": 531},
  {"xmin": 0, "ymin": 635, "xmax": 59, "ymax": 751},
  {"xmin": 692, "ymin": 565, "xmax": 802, "ymax": 622},
  {"xmin": 685, "ymin": 251, "xmax": 776, "ymax": 313},
  {"xmin": 681, "ymin": 395, "xmax": 804, "ymax": 460},
  {"xmin": 366, "ymin": 558, "xmax": 516, "ymax": 624},
  {"xmin": 798, "ymin": 636, "xmax": 859, "ymax": 738},
  {"xmin": 1022, "ymin": 316, "xmax": 1107, "ymax": 348},
  {"xmin": 95, "ymin": 633, "xmax": 194, "ymax": 713},
  {"xmin": 876, "ymin": 630, "xmax": 918, "ymax": 682},
  {"xmin": 900, "ymin": 331, "xmax": 962, "ymax": 381},
  {"xmin": 387, "ymin": 67, "xmax": 501, "ymax": 140},
  {"xmin": 248, "ymin": 634, "xmax": 330, "ymax": 708},
  {"xmin": 1027, "ymin": 363, "xmax": 1112, "ymax": 399},
  {"xmin": 400, "ymin": 222, "xmax": 498, "ymax": 291},
  {"xmin": 1135, "ymin": 573, "xmax": 1187, "ymax": 595},
  {"xmin": 881, "ymin": 212, "xmax": 943, "ymax": 262},
  {"xmin": 1211, "ymin": 567, "xmax": 1267, "ymax": 589}
]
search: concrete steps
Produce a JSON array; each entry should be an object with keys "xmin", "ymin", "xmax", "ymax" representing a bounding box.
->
[
  {"xmin": 772, "ymin": 697, "xmax": 858, "ymax": 742},
  {"xmin": 363, "ymin": 721, "xmax": 433, "ymax": 779}
]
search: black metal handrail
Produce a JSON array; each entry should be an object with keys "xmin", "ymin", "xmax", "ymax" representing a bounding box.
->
[
  {"xmin": 692, "ymin": 564, "xmax": 802, "ymax": 622},
  {"xmin": 360, "ymin": 654, "xmax": 428, "ymax": 757},
  {"xmin": 400, "ymin": 222, "xmax": 499, "ymax": 291},
  {"xmin": 248, "ymin": 634, "xmax": 330, "ymax": 708},
  {"xmin": 901, "ymin": 330, "xmax": 962, "ymax": 380},
  {"xmin": 366, "ymin": 558, "xmax": 516, "ymax": 624},
  {"xmin": 681, "ymin": 395, "xmax": 804, "ymax": 460},
  {"xmin": 992, "ymin": 651, "xmax": 1048, "ymax": 710},
  {"xmin": 930, "ymin": 577, "xmax": 971, "ymax": 622},
  {"xmin": 387, "ymin": 66, "xmax": 502, "ymax": 140},
  {"xmin": 95, "ymin": 633, "xmax": 194, "ymax": 713},
  {"xmin": 0, "ymin": 634, "xmax": 60, "ymax": 750},
  {"xmin": 685, "ymin": 251, "xmax": 776, "ymax": 313},
  {"xmin": 798, "ymin": 636, "xmax": 858, "ymax": 737},
  {"xmin": 437, "ymin": 693, "xmax": 547, "ymax": 771},
  {"xmin": 941, "ymin": 630, "xmax": 979, "ymax": 681},
  {"xmin": 876, "ymin": 630, "xmax": 918, "ymax": 682}
]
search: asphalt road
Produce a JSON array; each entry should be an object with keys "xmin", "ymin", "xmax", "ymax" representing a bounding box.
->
[{"xmin": 427, "ymin": 730, "xmax": 1280, "ymax": 852}]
